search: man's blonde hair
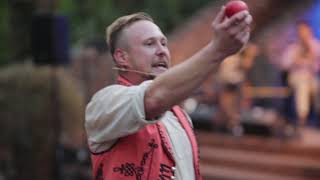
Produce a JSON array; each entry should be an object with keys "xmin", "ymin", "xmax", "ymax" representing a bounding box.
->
[{"xmin": 106, "ymin": 12, "xmax": 154, "ymax": 55}]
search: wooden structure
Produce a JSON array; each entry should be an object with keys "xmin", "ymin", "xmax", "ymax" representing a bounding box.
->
[{"xmin": 197, "ymin": 129, "xmax": 320, "ymax": 180}]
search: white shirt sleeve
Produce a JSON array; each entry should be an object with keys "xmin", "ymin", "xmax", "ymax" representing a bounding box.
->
[
  {"xmin": 281, "ymin": 44, "xmax": 297, "ymax": 70},
  {"xmin": 85, "ymin": 80, "xmax": 157, "ymax": 152}
]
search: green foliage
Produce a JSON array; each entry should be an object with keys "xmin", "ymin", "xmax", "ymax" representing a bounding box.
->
[
  {"xmin": 0, "ymin": 1, "xmax": 9, "ymax": 65},
  {"xmin": 56, "ymin": 0, "xmax": 214, "ymax": 45},
  {"xmin": 57, "ymin": 0, "xmax": 121, "ymax": 44},
  {"xmin": 0, "ymin": 0, "xmax": 215, "ymax": 65}
]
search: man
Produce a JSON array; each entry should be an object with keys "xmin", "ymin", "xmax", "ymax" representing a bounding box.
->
[{"xmin": 85, "ymin": 6, "xmax": 252, "ymax": 180}]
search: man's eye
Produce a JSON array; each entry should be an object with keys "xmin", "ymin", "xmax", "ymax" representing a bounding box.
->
[{"xmin": 145, "ymin": 42, "xmax": 153, "ymax": 46}]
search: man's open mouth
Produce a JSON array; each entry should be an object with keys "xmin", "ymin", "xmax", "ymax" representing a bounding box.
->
[{"xmin": 152, "ymin": 62, "xmax": 168, "ymax": 69}]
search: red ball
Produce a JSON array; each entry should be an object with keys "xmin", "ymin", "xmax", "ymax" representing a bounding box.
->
[{"xmin": 225, "ymin": 0, "xmax": 248, "ymax": 18}]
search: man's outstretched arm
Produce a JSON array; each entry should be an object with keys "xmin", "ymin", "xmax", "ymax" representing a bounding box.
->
[{"xmin": 145, "ymin": 7, "xmax": 252, "ymax": 119}]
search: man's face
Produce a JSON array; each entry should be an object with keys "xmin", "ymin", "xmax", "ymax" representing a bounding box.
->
[{"xmin": 123, "ymin": 20, "xmax": 171, "ymax": 78}]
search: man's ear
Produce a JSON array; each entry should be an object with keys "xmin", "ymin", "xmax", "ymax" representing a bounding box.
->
[{"xmin": 113, "ymin": 48, "xmax": 130, "ymax": 68}]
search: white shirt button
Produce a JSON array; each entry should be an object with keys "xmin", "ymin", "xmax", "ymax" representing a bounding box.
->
[
  {"xmin": 171, "ymin": 176, "xmax": 175, "ymax": 179},
  {"xmin": 171, "ymin": 166, "xmax": 176, "ymax": 171}
]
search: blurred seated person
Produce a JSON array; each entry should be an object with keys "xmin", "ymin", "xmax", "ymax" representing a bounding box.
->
[
  {"xmin": 282, "ymin": 21, "xmax": 320, "ymax": 129},
  {"xmin": 216, "ymin": 43, "xmax": 259, "ymax": 135}
]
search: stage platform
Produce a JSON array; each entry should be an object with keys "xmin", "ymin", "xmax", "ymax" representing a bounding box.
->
[{"xmin": 197, "ymin": 127, "xmax": 320, "ymax": 180}]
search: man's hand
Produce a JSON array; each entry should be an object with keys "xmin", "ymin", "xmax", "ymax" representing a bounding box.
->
[{"xmin": 210, "ymin": 6, "xmax": 253, "ymax": 61}]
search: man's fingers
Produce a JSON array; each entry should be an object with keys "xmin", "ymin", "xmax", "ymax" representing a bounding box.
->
[
  {"xmin": 213, "ymin": 6, "xmax": 226, "ymax": 25},
  {"xmin": 223, "ymin": 10, "xmax": 249, "ymax": 28},
  {"xmin": 228, "ymin": 19, "xmax": 249, "ymax": 36},
  {"xmin": 236, "ymin": 26, "xmax": 251, "ymax": 44},
  {"xmin": 245, "ymin": 14, "xmax": 253, "ymax": 25}
]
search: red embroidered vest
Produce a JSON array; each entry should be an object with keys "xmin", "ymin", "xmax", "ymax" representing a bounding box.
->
[{"xmin": 90, "ymin": 76, "xmax": 202, "ymax": 180}]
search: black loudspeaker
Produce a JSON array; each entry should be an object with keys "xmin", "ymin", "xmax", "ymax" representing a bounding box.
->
[{"xmin": 31, "ymin": 15, "xmax": 70, "ymax": 65}]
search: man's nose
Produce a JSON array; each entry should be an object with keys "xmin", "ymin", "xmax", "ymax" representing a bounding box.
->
[{"xmin": 156, "ymin": 43, "xmax": 168, "ymax": 57}]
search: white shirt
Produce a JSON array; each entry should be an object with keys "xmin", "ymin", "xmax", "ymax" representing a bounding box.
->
[{"xmin": 85, "ymin": 80, "xmax": 195, "ymax": 180}]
